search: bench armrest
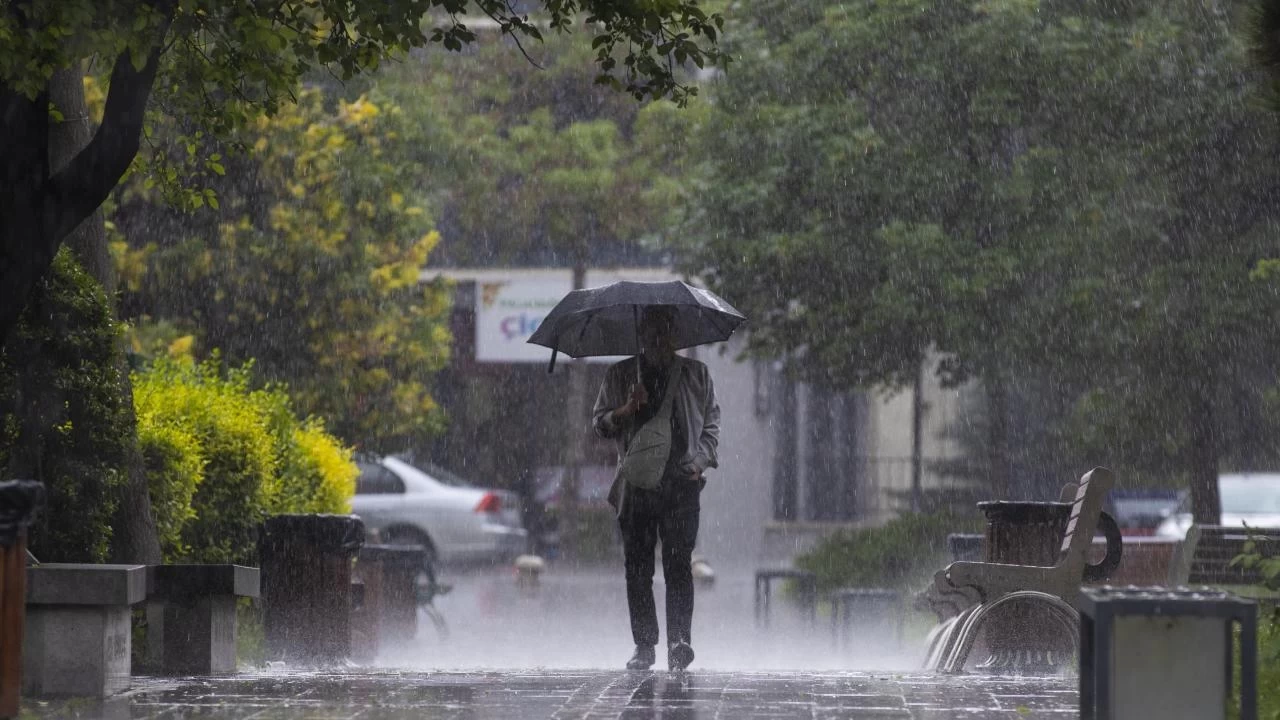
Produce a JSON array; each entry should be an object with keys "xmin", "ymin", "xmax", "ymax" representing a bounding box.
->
[{"xmin": 946, "ymin": 560, "xmax": 1057, "ymax": 599}]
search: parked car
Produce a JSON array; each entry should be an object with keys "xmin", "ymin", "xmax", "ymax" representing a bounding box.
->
[
  {"xmin": 350, "ymin": 456, "xmax": 527, "ymax": 566},
  {"xmin": 1105, "ymin": 489, "xmax": 1180, "ymax": 536},
  {"xmin": 1155, "ymin": 473, "xmax": 1280, "ymax": 539}
]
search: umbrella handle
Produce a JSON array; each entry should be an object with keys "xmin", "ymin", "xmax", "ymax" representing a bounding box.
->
[{"xmin": 548, "ymin": 348, "xmax": 558, "ymax": 375}]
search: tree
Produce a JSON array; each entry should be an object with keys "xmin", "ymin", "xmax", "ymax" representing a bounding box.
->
[
  {"xmin": 114, "ymin": 87, "xmax": 454, "ymax": 452},
  {"xmin": 368, "ymin": 31, "xmax": 709, "ymax": 269},
  {"xmin": 0, "ymin": 0, "xmax": 726, "ymax": 345},
  {"xmin": 1, "ymin": 0, "xmax": 721, "ymax": 562},
  {"xmin": 348, "ymin": 32, "xmax": 706, "ymax": 484},
  {"xmin": 685, "ymin": 0, "xmax": 1280, "ymax": 522}
]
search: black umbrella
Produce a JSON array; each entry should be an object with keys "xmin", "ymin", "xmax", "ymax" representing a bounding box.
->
[{"xmin": 526, "ymin": 280, "xmax": 746, "ymax": 372}]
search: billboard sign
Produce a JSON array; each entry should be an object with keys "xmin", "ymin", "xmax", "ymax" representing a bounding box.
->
[{"xmin": 475, "ymin": 275, "xmax": 625, "ymax": 364}]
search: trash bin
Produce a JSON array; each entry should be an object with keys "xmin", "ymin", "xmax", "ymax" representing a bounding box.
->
[
  {"xmin": 351, "ymin": 544, "xmax": 423, "ymax": 661},
  {"xmin": 259, "ymin": 514, "xmax": 364, "ymax": 665},
  {"xmin": 1076, "ymin": 585, "xmax": 1257, "ymax": 720},
  {"xmin": 0, "ymin": 481, "xmax": 44, "ymax": 719}
]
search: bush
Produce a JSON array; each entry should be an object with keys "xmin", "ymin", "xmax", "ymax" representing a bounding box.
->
[
  {"xmin": 136, "ymin": 420, "xmax": 206, "ymax": 562},
  {"xmin": 270, "ymin": 420, "xmax": 356, "ymax": 516},
  {"xmin": 795, "ymin": 510, "xmax": 983, "ymax": 594},
  {"xmin": 133, "ymin": 356, "xmax": 356, "ymax": 564},
  {"xmin": 0, "ymin": 249, "xmax": 128, "ymax": 562}
]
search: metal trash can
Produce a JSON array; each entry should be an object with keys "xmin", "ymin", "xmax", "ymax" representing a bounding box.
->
[
  {"xmin": 0, "ymin": 481, "xmax": 44, "ymax": 719},
  {"xmin": 351, "ymin": 544, "xmax": 423, "ymax": 661},
  {"xmin": 1076, "ymin": 585, "xmax": 1257, "ymax": 720},
  {"xmin": 259, "ymin": 514, "xmax": 364, "ymax": 665}
]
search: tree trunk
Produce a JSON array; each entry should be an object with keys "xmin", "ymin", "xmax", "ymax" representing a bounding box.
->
[
  {"xmin": 985, "ymin": 371, "xmax": 1011, "ymax": 500},
  {"xmin": 48, "ymin": 68, "xmax": 114, "ymax": 290},
  {"xmin": 1, "ymin": 36, "xmax": 168, "ymax": 345},
  {"xmin": 47, "ymin": 67, "xmax": 161, "ymax": 565},
  {"xmin": 1187, "ymin": 376, "xmax": 1222, "ymax": 525},
  {"xmin": 0, "ymin": 87, "xmax": 53, "ymax": 349}
]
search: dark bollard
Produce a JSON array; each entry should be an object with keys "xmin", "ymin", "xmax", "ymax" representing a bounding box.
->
[
  {"xmin": 259, "ymin": 514, "xmax": 364, "ymax": 665},
  {"xmin": 0, "ymin": 481, "xmax": 44, "ymax": 719},
  {"xmin": 351, "ymin": 545, "xmax": 422, "ymax": 661}
]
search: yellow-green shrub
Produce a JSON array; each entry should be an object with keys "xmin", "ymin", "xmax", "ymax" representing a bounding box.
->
[
  {"xmin": 136, "ymin": 421, "xmax": 205, "ymax": 562},
  {"xmin": 269, "ymin": 421, "xmax": 356, "ymax": 515},
  {"xmin": 134, "ymin": 358, "xmax": 276, "ymax": 564},
  {"xmin": 133, "ymin": 355, "xmax": 357, "ymax": 564}
]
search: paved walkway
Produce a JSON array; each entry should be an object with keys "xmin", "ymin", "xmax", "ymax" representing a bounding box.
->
[
  {"xmin": 30, "ymin": 669, "xmax": 1077, "ymax": 719},
  {"xmin": 22, "ymin": 568, "xmax": 1080, "ymax": 718}
]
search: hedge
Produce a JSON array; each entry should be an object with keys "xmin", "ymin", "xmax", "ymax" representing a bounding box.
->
[
  {"xmin": 795, "ymin": 510, "xmax": 984, "ymax": 594},
  {"xmin": 133, "ymin": 356, "xmax": 356, "ymax": 565}
]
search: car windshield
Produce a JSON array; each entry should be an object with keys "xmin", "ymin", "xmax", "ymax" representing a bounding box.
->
[{"xmin": 1220, "ymin": 476, "xmax": 1280, "ymax": 515}]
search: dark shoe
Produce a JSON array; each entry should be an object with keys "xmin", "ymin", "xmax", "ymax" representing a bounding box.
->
[
  {"xmin": 626, "ymin": 645, "xmax": 656, "ymax": 670},
  {"xmin": 668, "ymin": 641, "xmax": 694, "ymax": 671}
]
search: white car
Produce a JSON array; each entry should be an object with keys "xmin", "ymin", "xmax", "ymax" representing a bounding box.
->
[
  {"xmin": 350, "ymin": 456, "xmax": 527, "ymax": 566},
  {"xmin": 1155, "ymin": 473, "xmax": 1280, "ymax": 539}
]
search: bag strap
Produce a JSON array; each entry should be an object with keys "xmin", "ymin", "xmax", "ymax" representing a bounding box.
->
[{"xmin": 655, "ymin": 360, "xmax": 682, "ymax": 420}]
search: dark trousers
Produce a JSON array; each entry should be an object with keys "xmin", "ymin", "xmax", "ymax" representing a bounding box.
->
[{"xmin": 619, "ymin": 478, "xmax": 701, "ymax": 648}]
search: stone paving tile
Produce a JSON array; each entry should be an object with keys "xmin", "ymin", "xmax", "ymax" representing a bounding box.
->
[{"xmin": 20, "ymin": 669, "xmax": 1077, "ymax": 719}]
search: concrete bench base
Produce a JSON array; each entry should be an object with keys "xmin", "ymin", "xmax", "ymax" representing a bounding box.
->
[
  {"xmin": 23, "ymin": 564, "xmax": 146, "ymax": 697},
  {"xmin": 146, "ymin": 596, "xmax": 238, "ymax": 675},
  {"xmin": 145, "ymin": 565, "xmax": 259, "ymax": 676}
]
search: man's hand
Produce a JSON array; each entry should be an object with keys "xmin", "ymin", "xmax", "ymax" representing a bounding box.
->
[
  {"xmin": 615, "ymin": 382, "xmax": 649, "ymax": 418},
  {"xmin": 679, "ymin": 461, "xmax": 703, "ymax": 482}
]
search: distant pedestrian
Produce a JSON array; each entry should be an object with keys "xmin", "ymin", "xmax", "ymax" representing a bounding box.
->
[{"xmin": 592, "ymin": 305, "xmax": 721, "ymax": 671}]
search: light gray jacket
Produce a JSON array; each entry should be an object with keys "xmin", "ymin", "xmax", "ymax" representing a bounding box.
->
[{"xmin": 592, "ymin": 355, "xmax": 720, "ymax": 510}]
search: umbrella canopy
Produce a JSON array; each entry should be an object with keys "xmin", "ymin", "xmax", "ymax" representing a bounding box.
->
[{"xmin": 526, "ymin": 280, "xmax": 746, "ymax": 369}]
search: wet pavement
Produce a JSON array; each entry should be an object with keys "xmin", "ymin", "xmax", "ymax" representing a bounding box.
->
[
  {"xmin": 28, "ymin": 668, "xmax": 1077, "ymax": 719},
  {"xmin": 20, "ymin": 567, "xmax": 1079, "ymax": 718}
]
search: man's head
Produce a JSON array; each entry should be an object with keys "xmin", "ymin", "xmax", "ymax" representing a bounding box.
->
[{"xmin": 639, "ymin": 305, "xmax": 678, "ymax": 362}]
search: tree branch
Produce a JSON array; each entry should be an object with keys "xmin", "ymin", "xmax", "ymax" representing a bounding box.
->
[{"xmin": 45, "ymin": 10, "xmax": 175, "ymax": 244}]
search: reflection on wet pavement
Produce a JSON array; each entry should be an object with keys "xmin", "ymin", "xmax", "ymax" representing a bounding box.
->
[{"xmin": 25, "ymin": 669, "xmax": 1076, "ymax": 719}]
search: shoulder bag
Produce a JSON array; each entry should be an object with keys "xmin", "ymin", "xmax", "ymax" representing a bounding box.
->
[{"xmin": 617, "ymin": 362, "xmax": 681, "ymax": 491}]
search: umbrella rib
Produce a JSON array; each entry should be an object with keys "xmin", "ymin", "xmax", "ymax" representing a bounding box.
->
[{"xmin": 575, "ymin": 313, "xmax": 595, "ymax": 346}]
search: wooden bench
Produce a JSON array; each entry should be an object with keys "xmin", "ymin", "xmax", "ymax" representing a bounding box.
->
[
  {"xmin": 928, "ymin": 467, "xmax": 1120, "ymax": 613},
  {"xmin": 922, "ymin": 468, "xmax": 1124, "ymax": 673},
  {"xmin": 1169, "ymin": 525, "xmax": 1280, "ymax": 593}
]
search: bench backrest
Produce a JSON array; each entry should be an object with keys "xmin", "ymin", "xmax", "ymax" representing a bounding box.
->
[
  {"xmin": 1059, "ymin": 467, "xmax": 1115, "ymax": 573},
  {"xmin": 1171, "ymin": 524, "xmax": 1280, "ymax": 586}
]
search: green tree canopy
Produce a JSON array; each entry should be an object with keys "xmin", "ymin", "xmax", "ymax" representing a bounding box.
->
[
  {"xmin": 685, "ymin": 0, "xmax": 1280, "ymax": 520},
  {"xmin": 114, "ymin": 87, "xmax": 453, "ymax": 452},
  {"xmin": 365, "ymin": 30, "xmax": 709, "ymax": 269},
  {"xmin": 1, "ymin": 0, "xmax": 726, "ymax": 344}
]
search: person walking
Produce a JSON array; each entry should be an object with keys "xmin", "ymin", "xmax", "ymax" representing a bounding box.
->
[{"xmin": 592, "ymin": 305, "xmax": 721, "ymax": 671}]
